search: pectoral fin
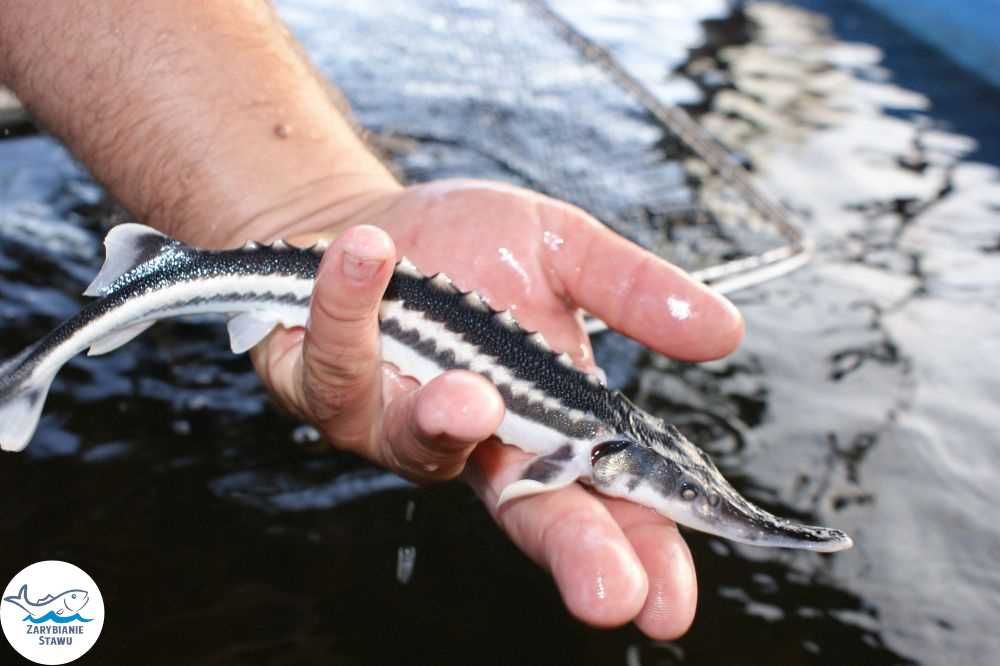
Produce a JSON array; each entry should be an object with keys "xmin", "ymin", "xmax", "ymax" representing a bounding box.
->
[
  {"xmin": 226, "ymin": 313, "xmax": 279, "ymax": 354},
  {"xmin": 497, "ymin": 445, "xmax": 585, "ymax": 507}
]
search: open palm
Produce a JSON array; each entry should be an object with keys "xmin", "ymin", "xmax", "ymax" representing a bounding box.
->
[{"xmin": 252, "ymin": 178, "xmax": 743, "ymax": 638}]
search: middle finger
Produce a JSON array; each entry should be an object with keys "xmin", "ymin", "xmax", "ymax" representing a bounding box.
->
[{"xmin": 467, "ymin": 440, "xmax": 649, "ymax": 628}]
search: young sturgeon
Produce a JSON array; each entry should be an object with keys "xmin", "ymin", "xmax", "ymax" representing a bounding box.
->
[{"xmin": 0, "ymin": 224, "xmax": 851, "ymax": 552}]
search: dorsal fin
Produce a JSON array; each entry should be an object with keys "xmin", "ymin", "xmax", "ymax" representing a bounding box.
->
[{"xmin": 84, "ymin": 224, "xmax": 175, "ymax": 297}]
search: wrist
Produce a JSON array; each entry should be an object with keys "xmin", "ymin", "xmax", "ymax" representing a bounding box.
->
[
  {"xmin": 229, "ymin": 171, "xmax": 404, "ymax": 249},
  {"xmin": 131, "ymin": 73, "xmax": 404, "ymax": 249},
  {"xmin": 0, "ymin": 0, "xmax": 403, "ymax": 250}
]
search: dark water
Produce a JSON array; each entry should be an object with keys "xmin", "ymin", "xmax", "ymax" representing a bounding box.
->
[{"xmin": 1, "ymin": 1, "xmax": 998, "ymax": 664}]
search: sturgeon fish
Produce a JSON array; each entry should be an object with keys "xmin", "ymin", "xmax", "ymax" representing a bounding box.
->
[{"xmin": 0, "ymin": 224, "xmax": 851, "ymax": 552}]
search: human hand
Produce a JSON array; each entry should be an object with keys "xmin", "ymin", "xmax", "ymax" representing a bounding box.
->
[
  {"xmin": 0, "ymin": 0, "xmax": 738, "ymax": 641},
  {"xmin": 250, "ymin": 178, "xmax": 743, "ymax": 638}
]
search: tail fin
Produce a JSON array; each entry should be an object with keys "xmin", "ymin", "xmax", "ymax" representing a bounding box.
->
[
  {"xmin": 4, "ymin": 584, "xmax": 28, "ymax": 603},
  {"xmin": 83, "ymin": 223, "xmax": 176, "ymax": 297},
  {"xmin": 1, "ymin": 224, "xmax": 178, "ymax": 451},
  {"xmin": 0, "ymin": 347, "xmax": 55, "ymax": 451},
  {"xmin": 3, "ymin": 585, "xmax": 30, "ymax": 613}
]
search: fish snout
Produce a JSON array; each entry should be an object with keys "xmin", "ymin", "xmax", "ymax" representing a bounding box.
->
[
  {"xmin": 590, "ymin": 437, "xmax": 852, "ymax": 552},
  {"xmin": 709, "ymin": 491, "xmax": 854, "ymax": 552}
]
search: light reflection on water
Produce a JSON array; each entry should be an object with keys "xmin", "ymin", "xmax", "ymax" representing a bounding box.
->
[{"xmin": 0, "ymin": 1, "xmax": 997, "ymax": 664}]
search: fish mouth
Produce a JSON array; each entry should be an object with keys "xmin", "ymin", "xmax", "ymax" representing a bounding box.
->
[{"xmin": 590, "ymin": 438, "xmax": 853, "ymax": 552}]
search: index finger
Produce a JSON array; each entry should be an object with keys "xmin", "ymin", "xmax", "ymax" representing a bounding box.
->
[{"xmin": 546, "ymin": 211, "xmax": 743, "ymax": 361}]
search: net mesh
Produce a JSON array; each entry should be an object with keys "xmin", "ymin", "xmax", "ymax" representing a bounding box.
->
[{"xmin": 282, "ymin": 0, "xmax": 807, "ymax": 286}]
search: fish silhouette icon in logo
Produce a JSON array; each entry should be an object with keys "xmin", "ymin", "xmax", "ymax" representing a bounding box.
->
[{"xmin": 3, "ymin": 585, "xmax": 91, "ymax": 623}]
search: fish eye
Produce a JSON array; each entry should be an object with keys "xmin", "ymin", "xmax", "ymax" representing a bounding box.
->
[
  {"xmin": 680, "ymin": 484, "xmax": 698, "ymax": 501},
  {"xmin": 71, "ymin": 594, "xmax": 77, "ymax": 599}
]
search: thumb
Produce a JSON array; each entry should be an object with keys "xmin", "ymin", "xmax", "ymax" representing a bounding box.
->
[{"xmin": 298, "ymin": 224, "xmax": 395, "ymax": 453}]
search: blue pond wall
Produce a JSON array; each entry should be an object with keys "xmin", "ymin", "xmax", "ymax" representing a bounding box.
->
[{"xmin": 858, "ymin": 0, "xmax": 1000, "ymax": 87}]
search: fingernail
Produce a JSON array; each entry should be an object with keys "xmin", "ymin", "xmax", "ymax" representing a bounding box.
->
[
  {"xmin": 342, "ymin": 252, "xmax": 382, "ymax": 281},
  {"xmin": 340, "ymin": 226, "xmax": 390, "ymax": 282}
]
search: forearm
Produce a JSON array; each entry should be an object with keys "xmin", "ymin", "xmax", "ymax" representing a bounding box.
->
[{"xmin": 0, "ymin": 0, "xmax": 400, "ymax": 247}]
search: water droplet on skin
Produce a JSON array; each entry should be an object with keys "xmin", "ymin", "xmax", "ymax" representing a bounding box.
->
[
  {"xmin": 667, "ymin": 295, "xmax": 692, "ymax": 320},
  {"xmin": 542, "ymin": 230, "xmax": 565, "ymax": 251},
  {"xmin": 497, "ymin": 247, "xmax": 531, "ymax": 289}
]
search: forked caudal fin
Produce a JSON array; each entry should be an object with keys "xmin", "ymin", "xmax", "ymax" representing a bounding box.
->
[
  {"xmin": 4, "ymin": 584, "xmax": 28, "ymax": 603},
  {"xmin": 1, "ymin": 224, "xmax": 179, "ymax": 451},
  {"xmin": 2, "ymin": 585, "xmax": 30, "ymax": 614},
  {"xmin": 0, "ymin": 347, "xmax": 57, "ymax": 452},
  {"xmin": 83, "ymin": 223, "xmax": 176, "ymax": 297}
]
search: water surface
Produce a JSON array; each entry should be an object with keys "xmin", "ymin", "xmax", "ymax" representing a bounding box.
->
[{"xmin": 1, "ymin": 1, "xmax": 997, "ymax": 664}]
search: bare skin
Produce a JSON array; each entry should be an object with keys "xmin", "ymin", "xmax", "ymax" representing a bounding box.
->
[{"xmin": 0, "ymin": 1, "xmax": 743, "ymax": 637}]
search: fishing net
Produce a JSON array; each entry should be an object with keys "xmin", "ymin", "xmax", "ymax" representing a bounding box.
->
[
  {"xmin": 282, "ymin": 0, "xmax": 809, "ymax": 294},
  {"xmin": 0, "ymin": 0, "xmax": 808, "ymax": 293}
]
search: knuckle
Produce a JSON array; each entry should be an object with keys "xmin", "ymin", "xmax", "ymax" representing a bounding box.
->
[
  {"xmin": 303, "ymin": 375, "xmax": 360, "ymax": 423},
  {"xmin": 306, "ymin": 339, "xmax": 372, "ymax": 380}
]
